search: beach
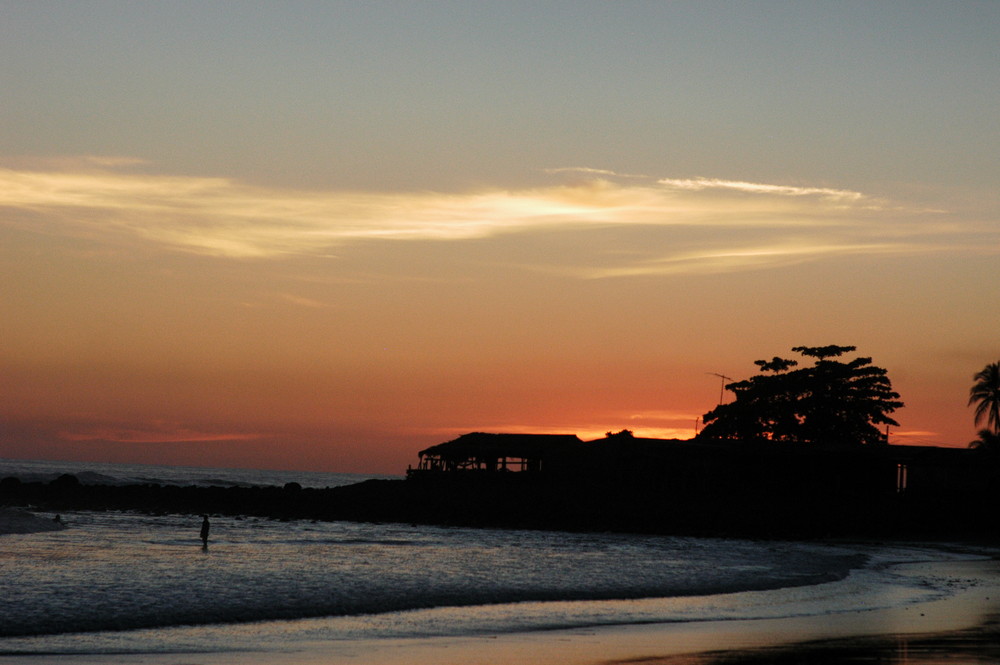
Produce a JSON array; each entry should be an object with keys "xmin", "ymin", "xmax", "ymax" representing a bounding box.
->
[
  {"xmin": 246, "ymin": 559, "xmax": 1000, "ymax": 665},
  {"xmin": 6, "ymin": 559, "xmax": 998, "ymax": 665},
  {"xmin": 3, "ymin": 507, "xmax": 999, "ymax": 665},
  {"xmin": 107, "ymin": 559, "xmax": 1000, "ymax": 665}
]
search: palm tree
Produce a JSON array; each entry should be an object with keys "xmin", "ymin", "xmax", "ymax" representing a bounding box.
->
[
  {"xmin": 969, "ymin": 362, "xmax": 1000, "ymax": 434},
  {"xmin": 969, "ymin": 428, "xmax": 1000, "ymax": 454}
]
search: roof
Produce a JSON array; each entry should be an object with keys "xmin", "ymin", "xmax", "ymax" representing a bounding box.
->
[{"xmin": 418, "ymin": 432, "xmax": 583, "ymax": 460}]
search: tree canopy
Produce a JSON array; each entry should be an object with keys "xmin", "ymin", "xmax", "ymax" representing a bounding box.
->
[
  {"xmin": 969, "ymin": 428, "xmax": 1000, "ymax": 454},
  {"xmin": 969, "ymin": 362, "xmax": 1000, "ymax": 435},
  {"xmin": 697, "ymin": 345, "xmax": 903, "ymax": 446}
]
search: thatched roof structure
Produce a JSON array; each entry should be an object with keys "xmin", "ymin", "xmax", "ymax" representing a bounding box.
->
[
  {"xmin": 418, "ymin": 432, "xmax": 582, "ymax": 459},
  {"xmin": 414, "ymin": 432, "xmax": 583, "ymax": 473}
]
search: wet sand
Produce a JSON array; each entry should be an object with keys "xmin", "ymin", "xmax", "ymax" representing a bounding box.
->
[{"xmin": 306, "ymin": 560, "xmax": 1000, "ymax": 665}]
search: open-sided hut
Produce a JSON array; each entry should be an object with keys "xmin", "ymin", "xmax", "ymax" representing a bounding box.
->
[{"xmin": 409, "ymin": 432, "xmax": 583, "ymax": 475}]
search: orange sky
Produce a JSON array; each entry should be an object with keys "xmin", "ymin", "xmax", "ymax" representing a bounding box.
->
[{"xmin": 2, "ymin": 4, "xmax": 999, "ymax": 473}]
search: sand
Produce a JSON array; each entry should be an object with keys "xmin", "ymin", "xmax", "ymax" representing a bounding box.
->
[{"xmin": 288, "ymin": 560, "xmax": 1000, "ymax": 665}]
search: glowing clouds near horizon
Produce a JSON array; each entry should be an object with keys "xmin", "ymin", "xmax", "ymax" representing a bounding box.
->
[
  {"xmin": 58, "ymin": 424, "xmax": 263, "ymax": 444},
  {"xmin": 0, "ymin": 162, "xmax": 970, "ymax": 278},
  {"xmin": 2, "ymin": 160, "xmax": 997, "ymax": 471}
]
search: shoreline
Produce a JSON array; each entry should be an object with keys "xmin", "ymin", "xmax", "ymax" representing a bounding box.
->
[
  {"xmin": 290, "ymin": 558, "xmax": 1000, "ymax": 665},
  {"xmin": 5, "ymin": 558, "xmax": 999, "ymax": 665},
  {"xmin": 4, "ymin": 501, "xmax": 998, "ymax": 665},
  {"xmin": 5, "ymin": 475, "xmax": 1000, "ymax": 543}
]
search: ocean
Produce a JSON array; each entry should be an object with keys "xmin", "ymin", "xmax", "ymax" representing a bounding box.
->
[
  {"xmin": 0, "ymin": 458, "xmax": 396, "ymax": 490},
  {"xmin": 0, "ymin": 459, "xmax": 993, "ymax": 661}
]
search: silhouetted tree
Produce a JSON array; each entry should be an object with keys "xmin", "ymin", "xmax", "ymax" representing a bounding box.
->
[
  {"xmin": 969, "ymin": 362, "xmax": 1000, "ymax": 434},
  {"xmin": 969, "ymin": 428, "xmax": 1000, "ymax": 454},
  {"xmin": 697, "ymin": 345, "xmax": 903, "ymax": 446}
]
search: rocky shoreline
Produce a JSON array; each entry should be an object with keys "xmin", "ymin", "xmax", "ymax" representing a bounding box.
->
[
  {"xmin": 0, "ymin": 506, "xmax": 68, "ymax": 535},
  {"xmin": 2, "ymin": 471, "xmax": 996, "ymax": 542}
]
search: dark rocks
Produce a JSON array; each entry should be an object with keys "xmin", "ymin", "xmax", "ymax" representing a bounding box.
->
[{"xmin": 1, "ymin": 468, "xmax": 997, "ymax": 542}]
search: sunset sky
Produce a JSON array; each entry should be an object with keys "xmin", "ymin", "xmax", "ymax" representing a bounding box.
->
[{"xmin": 2, "ymin": 2, "xmax": 999, "ymax": 473}]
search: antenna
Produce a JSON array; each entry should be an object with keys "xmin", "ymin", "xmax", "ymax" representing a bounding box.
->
[{"xmin": 708, "ymin": 372, "xmax": 732, "ymax": 405}]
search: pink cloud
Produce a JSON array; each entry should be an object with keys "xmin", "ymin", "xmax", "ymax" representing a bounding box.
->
[{"xmin": 58, "ymin": 424, "xmax": 263, "ymax": 444}]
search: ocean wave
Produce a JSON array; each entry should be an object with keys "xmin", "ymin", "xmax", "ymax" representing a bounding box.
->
[
  {"xmin": 0, "ymin": 553, "xmax": 984, "ymax": 656},
  {"xmin": 0, "ymin": 511, "xmax": 892, "ymax": 640}
]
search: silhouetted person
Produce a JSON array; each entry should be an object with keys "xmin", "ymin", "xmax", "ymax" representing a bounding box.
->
[{"xmin": 200, "ymin": 515, "xmax": 210, "ymax": 549}]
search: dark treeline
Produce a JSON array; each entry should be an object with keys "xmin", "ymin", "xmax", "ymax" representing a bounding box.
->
[{"xmin": 2, "ymin": 460, "xmax": 997, "ymax": 542}]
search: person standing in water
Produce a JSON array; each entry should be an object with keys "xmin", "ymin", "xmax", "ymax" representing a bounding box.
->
[{"xmin": 200, "ymin": 515, "xmax": 210, "ymax": 549}]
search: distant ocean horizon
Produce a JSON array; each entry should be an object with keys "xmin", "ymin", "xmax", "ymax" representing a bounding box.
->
[{"xmin": 0, "ymin": 457, "xmax": 399, "ymax": 490}]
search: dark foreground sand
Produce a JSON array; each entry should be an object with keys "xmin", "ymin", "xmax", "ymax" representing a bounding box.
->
[{"xmin": 657, "ymin": 623, "xmax": 1000, "ymax": 665}]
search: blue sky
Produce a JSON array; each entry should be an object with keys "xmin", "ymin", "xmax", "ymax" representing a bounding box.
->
[{"xmin": 5, "ymin": 2, "xmax": 997, "ymax": 191}]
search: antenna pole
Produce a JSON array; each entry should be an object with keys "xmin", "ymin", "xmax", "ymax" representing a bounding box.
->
[{"xmin": 708, "ymin": 372, "xmax": 733, "ymax": 406}]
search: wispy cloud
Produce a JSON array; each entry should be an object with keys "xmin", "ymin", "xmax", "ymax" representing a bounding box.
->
[
  {"xmin": 543, "ymin": 166, "xmax": 649, "ymax": 179},
  {"xmin": 585, "ymin": 241, "xmax": 933, "ymax": 278},
  {"xmin": 656, "ymin": 177, "xmax": 868, "ymax": 203},
  {"xmin": 0, "ymin": 160, "xmax": 987, "ymax": 277},
  {"xmin": 432, "ymin": 422, "xmax": 695, "ymax": 441},
  {"xmin": 627, "ymin": 409, "xmax": 703, "ymax": 422},
  {"xmin": 58, "ymin": 423, "xmax": 262, "ymax": 444},
  {"xmin": 274, "ymin": 293, "xmax": 336, "ymax": 309}
]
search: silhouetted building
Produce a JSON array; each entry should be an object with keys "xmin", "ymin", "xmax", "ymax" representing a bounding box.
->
[
  {"xmin": 411, "ymin": 432, "xmax": 583, "ymax": 474},
  {"xmin": 408, "ymin": 431, "xmax": 996, "ymax": 501}
]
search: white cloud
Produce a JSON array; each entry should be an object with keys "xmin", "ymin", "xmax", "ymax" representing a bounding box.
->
[
  {"xmin": 583, "ymin": 241, "xmax": 931, "ymax": 278},
  {"xmin": 0, "ymin": 160, "xmax": 987, "ymax": 278},
  {"xmin": 543, "ymin": 166, "xmax": 649, "ymax": 179},
  {"xmin": 656, "ymin": 177, "xmax": 868, "ymax": 203}
]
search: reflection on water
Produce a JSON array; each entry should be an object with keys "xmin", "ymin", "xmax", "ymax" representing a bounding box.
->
[
  {"xmin": 1, "ymin": 511, "xmax": 878, "ymax": 641},
  {"xmin": 617, "ymin": 618, "xmax": 1000, "ymax": 665},
  {"xmin": 4, "ymin": 510, "xmax": 1000, "ymax": 662}
]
